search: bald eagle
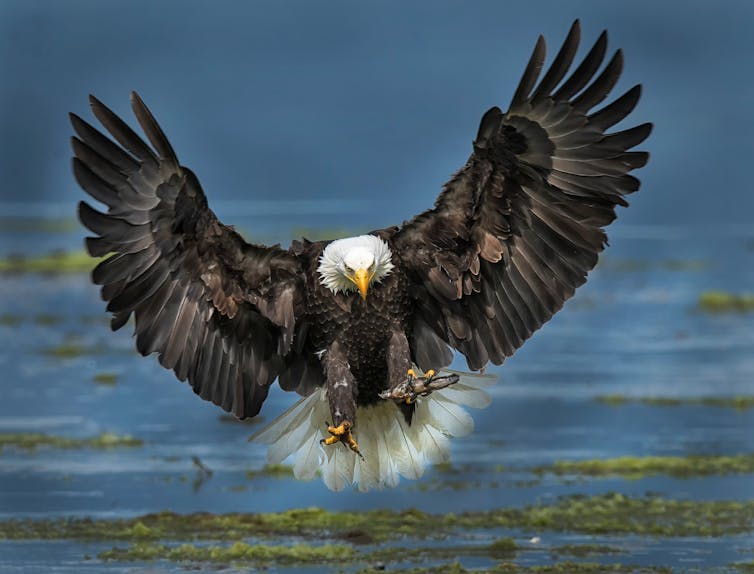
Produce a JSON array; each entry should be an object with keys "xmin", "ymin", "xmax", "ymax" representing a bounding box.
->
[{"xmin": 73, "ymin": 21, "xmax": 651, "ymax": 491}]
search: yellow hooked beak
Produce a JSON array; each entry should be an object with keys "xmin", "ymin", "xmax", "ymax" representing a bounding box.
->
[{"xmin": 353, "ymin": 268, "xmax": 370, "ymax": 300}]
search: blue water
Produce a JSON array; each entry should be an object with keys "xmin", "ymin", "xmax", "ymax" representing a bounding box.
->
[{"xmin": 0, "ymin": 219, "xmax": 753, "ymax": 572}]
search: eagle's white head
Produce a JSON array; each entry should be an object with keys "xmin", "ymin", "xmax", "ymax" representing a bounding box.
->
[{"xmin": 317, "ymin": 235, "xmax": 395, "ymax": 299}]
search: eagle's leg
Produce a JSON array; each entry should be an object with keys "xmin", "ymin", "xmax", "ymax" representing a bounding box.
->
[
  {"xmin": 320, "ymin": 340, "xmax": 362, "ymax": 457},
  {"xmin": 381, "ymin": 332, "xmax": 459, "ymax": 410},
  {"xmin": 386, "ymin": 330, "xmax": 417, "ymax": 422}
]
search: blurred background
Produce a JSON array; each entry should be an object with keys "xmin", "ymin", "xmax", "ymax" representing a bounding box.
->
[
  {"xmin": 1, "ymin": 1, "xmax": 754, "ymax": 573},
  {"xmin": 2, "ymin": 0, "xmax": 753, "ymax": 228}
]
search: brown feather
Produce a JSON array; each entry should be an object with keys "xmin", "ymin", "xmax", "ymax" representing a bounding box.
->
[
  {"xmin": 73, "ymin": 93, "xmax": 307, "ymax": 419},
  {"xmin": 385, "ymin": 21, "xmax": 650, "ymax": 369}
]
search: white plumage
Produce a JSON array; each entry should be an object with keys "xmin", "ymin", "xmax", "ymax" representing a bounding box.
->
[
  {"xmin": 251, "ymin": 370, "xmax": 494, "ymax": 491},
  {"xmin": 317, "ymin": 234, "xmax": 395, "ymax": 296}
]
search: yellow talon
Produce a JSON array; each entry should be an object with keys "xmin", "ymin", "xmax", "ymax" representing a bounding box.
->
[
  {"xmin": 407, "ymin": 368, "xmax": 416, "ymax": 378},
  {"xmin": 325, "ymin": 421, "xmax": 351, "ymax": 438},
  {"xmin": 344, "ymin": 432, "xmax": 361, "ymax": 455},
  {"xmin": 425, "ymin": 369, "xmax": 436, "ymax": 379},
  {"xmin": 321, "ymin": 421, "xmax": 363, "ymax": 458}
]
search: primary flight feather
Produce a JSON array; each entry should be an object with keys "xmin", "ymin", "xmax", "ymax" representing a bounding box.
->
[{"xmin": 73, "ymin": 20, "xmax": 651, "ymax": 491}]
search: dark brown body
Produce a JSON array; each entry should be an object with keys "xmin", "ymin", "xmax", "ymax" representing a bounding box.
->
[{"xmin": 297, "ymin": 243, "xmax": 415, "ymax": 426}]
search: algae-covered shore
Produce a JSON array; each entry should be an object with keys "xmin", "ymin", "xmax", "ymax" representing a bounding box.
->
[
  {"xmin": 95, "ymin": 543, "xmax": 671, "ymax": 572},
  {"xmin": 0, "ymin": 250, "xmax": 104, "ymax": 274},
  {"xmin": 420, "ymin": 451, "xmax": 754, "ymax": 487},
  {"xmin": 0, "ymin": 432, "xmax": 142, "ymax": 451},
  {"xmin": 596, "ymin": 394, "xmax": 754, "ymax": 410},
  {"xmin": 532, "ymin": 453, "xmax": 754, "ymax": 479},
  {"xmin": 1, "ymin": 493, "xmax": 747, "ymax": 570},
  {"xmin": 3, "ymin": 493, "xmax": 753, "ymax": 542},
  {"xmin": 698, "ymin": 290, "xmax": 754, "ymax": 312}
]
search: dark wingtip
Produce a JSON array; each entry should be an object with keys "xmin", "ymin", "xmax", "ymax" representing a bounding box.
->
[
  {"xmin": 88, "ymin": 94, "xmax": 107, "ymax": 117},
  {"xmin": 509, "ymin": 34, "xmax": 547, "ymax": 110},
  {"xmin": 69, "ymin": 111, "xmax": 96, "ymax": 142},
  {"xmin": 130, "ymin": 91, "xmax": 147, "ymax": 116},
  {"xmin": 69, "ymin": 113, "xmax": 83, "ymax": 135},
  {"xmin": 129, "ymin": 90, "xmax": 179, "ymax": 164},
  {"xmin": 69, "ymin": 111, "xmax": 92, "ymax": 136}
]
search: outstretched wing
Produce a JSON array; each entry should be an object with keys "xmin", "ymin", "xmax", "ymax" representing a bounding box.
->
[
  {"xmin": 389, "ymin": 20, "xmax": 652, "ymax": 371},
  {"xmin": 73, "ymin": 92, "xmax": 307, "ymax": 418}
]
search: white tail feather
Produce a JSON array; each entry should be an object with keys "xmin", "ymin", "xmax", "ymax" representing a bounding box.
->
[
  {"xmin": 251, "ymin": 370, "xmax": 495, "ymax": 491},
  {"xmin": 426, "ymin": 396, "xmax": 474, "ymax": 437},
  {"xmin": 437, "ymin": 384, "xmax": 492, "ymax": 409}
]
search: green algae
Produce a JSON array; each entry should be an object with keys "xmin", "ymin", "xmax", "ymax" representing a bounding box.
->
[
  {"xmin": 433, "ymin": 461, "xmax": 460, "ymax": 474},
  {"xmin": 99, "ymin": 541, "xmax": 354, "ymax": 564},
  {"xmin": 3, "ymin": 493, "xmax": 754, "ymax": 541},
  {"xmin": 687, "ymin": 396, "xmax": 754, "ymax": 409},
  {"xmin": 93, "ymin": 372, "xmax": 118, "ymax": 385},
  {"xmin": 357, "ymin": 562, "xmax": 669, "ymax": 574},
  {"xmin": 34, "ymin": 314, "xmax": 64, "ymax": 326},
  {"xmin": 227, "ymin": 484, "xmax": 248, "ymax": 492},
  {"xmin": 699, "ymin": 290, "xmax": 754, "ymax": 312},
  {"xmin": 411, "ymin": 462, "xmax": 483, "ymax": 491},
  {"xmin": 496, "ymin": 493, "xmax": 754, "ymax": 537},
  {"xmin": 487, "ymin": 537, "xmax": 519, "ymax": 556},
  {"xmin": 245, "ymin": 463, "xmax": 295, "ymax": 480},
  {"xmin": 0, "ymin": 313, "xmax": 23, "ymax": 326},
  {"xmin": 533, "ymin": 453, "xmax": 754, "ymax": 479},
  {"xmin": 0, "ymin": 432, "xmax": 142, "ymax": 452},
  {"xmin": 0, "ymin": 217, "xmax": 79, "ymax": 233},
  {"xmin": 97, "ymin": 539, "xmax": 523, "ymax": 567},
  {"xmin": 355, "ymin": 563, "xmax": 469, "ymax": 574},
  {"xmin": 733, "ymin": 561, "xmax": 754, "ymax": 573},
  {"xmin": 41, "ymin": 341, "xmax": 104, "ymax": 359},
  {"xmin": 551, "ymin": 544, "xmax": 623, "ymax": 557},
  {"xmin": 596, "ymin": 257, "xmax": 709, "ymax": 273},
  {"xmin": 494, "ymin": 563, "xmax": 670, "ymax": 574},
  {"xmin": 413, "ymin": 478, "xmax": 483, "ymax": 492},
  {"xmin": 422, "ymin": 452, "xmax": 754, "ymax": 490},
  {"xmin": 596, "ymin": 394, "xmax": 754, "ymax": 410},
  {"xmin": 0, "ymin": 250, "xmax": 105, "ymax": 274},
  {"xmin": 41, "ymin": 340, "xmax": 130, "ymax": 359}
]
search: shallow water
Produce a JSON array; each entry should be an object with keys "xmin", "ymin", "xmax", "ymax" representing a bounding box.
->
[{"xmin": 0, "ymin": 220, "xmax": 753, "ymax": 573}]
